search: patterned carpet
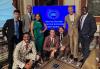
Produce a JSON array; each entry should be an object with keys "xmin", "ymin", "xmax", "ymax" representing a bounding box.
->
[{"xmin": 40, "ymin": 59, "xmax": 80, "ymax": 69}]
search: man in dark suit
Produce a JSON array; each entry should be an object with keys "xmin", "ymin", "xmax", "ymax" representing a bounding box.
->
[
  {"xmin": 2, "ymin": 10, "xmax": 23, "ymax": 69},
  {"xmin": 78, "ymin": 7, "xmax": 97, "ymax": 63}
]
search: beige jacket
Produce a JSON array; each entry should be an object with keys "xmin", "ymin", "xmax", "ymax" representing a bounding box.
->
[
  {"xmin": 64, "ymin": 14, "xmax": 79, "ymax": 35},
  {"xmin": 22, "ymin": 14, "xmax": 34, "ymax": 33},
  {"xmin": 12, "ymin": 41, "xmax": 36, "ymax": 69},
  {"xmin": 61, "ymin": 34, "xmax": 70, "ymax": 47}
]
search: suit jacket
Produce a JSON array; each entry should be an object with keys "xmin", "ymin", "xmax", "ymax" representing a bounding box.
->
[
  {"xmin": 43, "ymin": 36, "xmax": 59, "ymax": 51},
  {"xmin": 13, "ymin": 41, "xmax": 36, "ymax": 69},
  {"xmin": 78, "ymin": 14, "xmax": 97, "ymax": 39},
  {"xmin": 56, "ymin": 32, "xmax": 69, "ymax": 46},
  {"xmin": 2, "ymin": 19, "xmax": 23, "ymax": 41},
  {"xmin": 56, "ymin": 31, "xmax": 67, "ymax": 40},
  {"xmin": 22, "ymin": 14, "xmax": 34, "ymax": 33},
  {"xmin": 64, "ymin": 14, "xmax": 79, "ymax": 35},
  {"xmin": 61, "ymin": 35, "xmax": 70, "ymax": 47}
]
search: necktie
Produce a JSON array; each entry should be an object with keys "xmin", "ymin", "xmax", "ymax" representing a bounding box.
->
[
  {"xmin": 80, "ymin": 16, "xmax": 84, "ymax": 30},
  {"xmin": 60, "ymin": 34, "xmax": 63, "ymax": 41},
  {"xmin": 80, "ymin": 16, "xmax": 83, "ymax": 22},
  {"xmin": 15, "ymin": 21, "xmax": 19, "ymax": 39},
  {"xmin": 51, "ymin": 38, "xmax": 54, "ymax": 48},
  {"xmin": 31, "ymin": 15, "xmax": 32, "ymax": 21},
  {"xmin": 29, "ymin": 13, "xmax": 32, "ymax": 21}
]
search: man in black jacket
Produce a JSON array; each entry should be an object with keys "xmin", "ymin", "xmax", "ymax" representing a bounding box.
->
[
  {"xmin": 2, "ymin": 10, "xmax": 23, "ymax": 69},
  {"xmin": 78, "ymin": 7, "xmax": 97, "ymax": 63}
]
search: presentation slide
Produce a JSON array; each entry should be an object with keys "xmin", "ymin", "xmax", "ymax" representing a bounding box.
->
[{"xmin": 33, "ymin": 6, "xmax": 75, "ymax": 30}]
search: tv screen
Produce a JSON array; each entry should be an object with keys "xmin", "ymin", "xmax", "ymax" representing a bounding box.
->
[{"xmin": 33, "ymin": 6, "xmax": 75, "ymax": 30}]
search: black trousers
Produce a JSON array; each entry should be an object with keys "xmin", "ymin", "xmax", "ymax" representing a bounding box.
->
[
  {"xmin": 43, "ymin": 50, "xmax": 58, "ymax": 60},
  {"xmin": 43, "ymin": 50, "xmax": 51, "ymax": 60},
  {"xmin": 8, "ymin": 36, "xmax": 20, "ymax": 69},
  {"xmin": 80, "ymin": 36, "xmax": 92, "ymax": 63}
]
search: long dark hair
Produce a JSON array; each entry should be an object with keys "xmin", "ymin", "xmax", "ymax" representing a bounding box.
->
[{"xmin": 35, "ymin": 14, "xmax": 44, "ymax": 27}]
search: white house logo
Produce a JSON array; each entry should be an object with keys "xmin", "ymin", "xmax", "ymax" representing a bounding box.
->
[{"xmin": 47, "ymin": 10, "xmax": 59, "ymax": 19}]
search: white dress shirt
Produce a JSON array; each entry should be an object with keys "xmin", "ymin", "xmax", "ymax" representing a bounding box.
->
[
  {"xmin": 80, "ymin": 13, "xmax": 88, "ymax": 30},
  {"xmin": 69, "ymin": 14, "xmax": 75, "ymax": 22},
  {"xmin": 28, "ymin": 13, "xmax": 32, "ymax": 20}
]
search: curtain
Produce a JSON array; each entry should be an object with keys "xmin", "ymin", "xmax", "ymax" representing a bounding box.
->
[{"xmin": 0, "ymin": 0, "xmax": 15, "ymax": 28}]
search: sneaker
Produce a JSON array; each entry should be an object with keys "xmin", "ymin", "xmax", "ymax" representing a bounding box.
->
[
  {"xmin": 63, "ymin": 59, "xmax": 67, "ymax": 62},
  {"xmin": 69, "ymin": 55, "xmax": 73, "ymax": 59},
  {"xmin": 61, "ymin": 57, "xmax": 65, "ymax": 60},
  {"xmin": 66, "ymin": 57, "xmax": 70, "ymax": 62},
  {"xmin": 76, "ymin": 62, "xmax": 82, "ymax": 67},
  {"xmin": 68, "ymin": 59, "xmax": 74, "ymax": 64},
  {"xmin": 73, "ymin": 58, "xmax": 78, "ymax": 65}
]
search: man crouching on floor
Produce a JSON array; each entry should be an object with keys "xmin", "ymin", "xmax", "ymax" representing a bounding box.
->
[{"xmin": 12, "ymin": 32, "xmax": 37, "ymax": 69}]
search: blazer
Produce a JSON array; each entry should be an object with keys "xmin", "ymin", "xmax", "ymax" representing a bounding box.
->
[
  {"xmin": 78, "ymin": 14, "xmax": 97, "ymax": 39},
  {"xmin": 22, "ymin": 14, "xmax": 34, "ymax": 33},
  {"xmin": 56, "ymin": 31, "xmax": 67, "ymax": 39},
  {"xmin": 43, "ymin": 36, "xmax": 59, "ymax": 51},
  {"xmin": 2, "ymin": 19, "xmax": 23, "ymax": 41},
  {"xmin": 56, "ymin": 31, "xmax": 69, "ymax": 46},
  {"xmin": 64, "ymin": 14, "xmax": 79, "ymax": 35},
  {"xmin": 61, "ymin": 35, "xmax": 70, "ymax": 47},
  {"xmin": 13, "ymin": 41, "xmax": 36, "ymax": 69}
]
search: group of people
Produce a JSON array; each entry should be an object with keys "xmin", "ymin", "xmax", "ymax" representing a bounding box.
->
[{"xmin": 2, "ymin": 5, "xmax": 97, "ymax": 69}]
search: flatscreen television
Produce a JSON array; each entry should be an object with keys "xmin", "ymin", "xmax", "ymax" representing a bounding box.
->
[{"xmin": 32, "ymin": 6, "xmax": 75, "ymax": 30}]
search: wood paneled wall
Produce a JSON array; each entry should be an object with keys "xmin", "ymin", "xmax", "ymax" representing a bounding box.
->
[
  {"xmin": 58, "ymin": 0, "xmax": 63, "ymax": 5},
  {"xmin": 81, "ymin": 0, "xmax": 86, "ymax": 11},
  {"xmin": 34, "ymin": 0, "xmax": 63, "ymax": 5},
  {"xmin": 81, "ymin": 0, "xmax": 100, "ymax": 23},
  {"xmin": 13, "ymin": 0, "xmax": 18, "ymax": 9}
]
